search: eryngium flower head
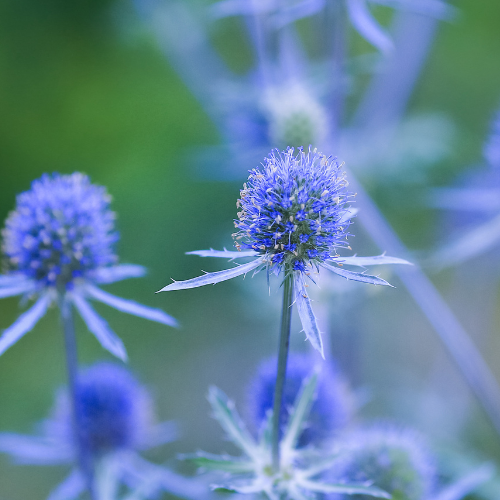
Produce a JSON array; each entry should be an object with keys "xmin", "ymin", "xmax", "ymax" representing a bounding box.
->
[
  {"xmin": 332, "ymin": 425, "xmax": 436, "ymax": 500},
  {"xmin": 2, "ymin": 173, "xmax": 118, "ymax": 289},
  {"xmin": 234, "ymin": 148, "xmax": 352, "ymax": 273},
  {"xmin": 0, "ymin": 173, "xmax": 177, "ymax": 360},
  {"xmin": 0, "ymin": 362, "xmax": 208, "ymax": 499},
  {"xmin": 72, "ymin": 363, "xmax": 151, "ymax": 456},
  {"xmin": 246, "ymin": 353, "xmax": 352, "ymax": 446},
  {"xmin": 263, "ymin": 84, "xmax": 329, "ymax": 151},
  {"xmin": 159, "ymin": 148, "xmax": 409, "ymax": 356}
]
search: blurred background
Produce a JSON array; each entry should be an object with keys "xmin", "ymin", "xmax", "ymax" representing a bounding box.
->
[{"xmin": 1, "ymin": 0, "xmax": 500, "ymax": 497}]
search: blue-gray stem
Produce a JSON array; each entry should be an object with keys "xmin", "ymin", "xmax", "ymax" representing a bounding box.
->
[
  {"xmin": 59, "ymin": 295, "xmax": 96, "ymax": 500},
  {"xmin": 272, "ymin": 274, "xmax": 294, "ymax": 472}
]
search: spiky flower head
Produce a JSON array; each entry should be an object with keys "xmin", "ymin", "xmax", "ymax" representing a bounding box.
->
[
  {"xmin": 2, "ymin": 173, "xmax": 117, "ymax": 290},
  {"xmin": 58, "ymin": 363, "xmax": 152, "ymax": 458},
  {"xmin": 332, "ymin": 425, "xmax": 436, "ymax": 500},
  {"xmin": 246, "ymin": 353, "xmax": 352, "ymax": 446},
  {"xmin": 263, "ymin": 84, "xmax": 329, "ymax": 150},
  {"xmin": 234, "ymin": 147, "xmax": 352, "ymax": 274}
]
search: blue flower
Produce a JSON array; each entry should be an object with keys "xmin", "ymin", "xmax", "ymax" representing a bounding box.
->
[
  {"xmin": 211, "ymin": 0, "xmax": 454, "ymax": 54},
  {"xmin": 0, "ymin": 362, "xmax": 208, "ymax": 500},
  {"xmin": 0, "ymin": 173, "xmax": 177, "ymax": 360},
  {"xmin": 158, "ymin": 148, "xmax": 409, "ymax": 356},
  {"xmin": 330, "ymin": 425, "xmax": 437, "ymax": 500},
  {"xmin": 246, "ymin": 353, "xmax": 353, "ymax": 446}
]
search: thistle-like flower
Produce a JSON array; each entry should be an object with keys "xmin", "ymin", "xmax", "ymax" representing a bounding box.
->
[
  {"xmin": 158, "ymin": 148, "xmax": 409, "ymax": 356},
  {"xmin": 186, "ymin": 371, "xmax": 390, "ymax": 500},
  {"xmin": 329, "ymin": 425, "xmax": 494, "ymax": 500},
  {"xmin": 0, "ymin": 363, "xmax": 208, "ymax": 500},
  {"xmin": 246, "ymin": 353, "xmax": 353, "ymax": 446},
  {"xmin": 0, "ymin": 173, "xmax": 177, "ymax": 360}
]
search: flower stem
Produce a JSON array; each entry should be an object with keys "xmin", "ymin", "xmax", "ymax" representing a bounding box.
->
[
  {"xmin": 272, "ymin": 273, "xmax": 294, "ymax": 472},
  {"xmin": 59, "ymin": 295, "xmax": 96, "ymax": 500}
]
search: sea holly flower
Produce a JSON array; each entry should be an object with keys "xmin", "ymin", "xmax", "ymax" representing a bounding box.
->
[
  {"xmin": 0, "ymin": 363, "xmax": 208, "ymax": 500},
  {"xmin": 0, "ymin": 173, "xmax": 177, "ymax": 360},
  {"xmin": 211, "ymin": 0, "xmax": 454, "ymax": 53},
  {"xmin": 158, "ymin": 147, "xmax": 409, "ymax": 357},
  {"xmin": 186, "ymin": 371, "xmax": 391, "ymax": 500},
  {"xmin": 246, "ymin": 353, "xmax": 353, "ymax": 446},
  {"xmin": 428, "ymin": 108, "xmax": 500, "ymax": 268},
  {"xmin": 329, "ymin": 425, "xmax": 494, "ymax": 500}
]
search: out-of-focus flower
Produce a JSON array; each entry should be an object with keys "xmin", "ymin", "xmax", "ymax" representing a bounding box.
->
[
  {"xmin": 0, "ymin": 363, "xmax": 208, "ymax": 500},
  {"xmin": 246, "ymin": 353, "xmax": 353, "ymax": 446},
  {"xmin": 428, "ymin": 108, "xmax": 500, "ymax": 268},
  {"xmin": 158, "ymin": 148, "xmax": 409, "ymax": 356},
  {"xmin": 186, "ymin": 372, "xmax": 390, "ymax": 499},
  {"xmin": 211, "ymin": 0, "xmax": 454, "ymax": 53},
  {"xmin": 0, "ymin": 173, "xmax": 177, "ymax": 360},
  {"xmin": 329, "ymin": 425, "xmax": 494, "ymax": 500}
]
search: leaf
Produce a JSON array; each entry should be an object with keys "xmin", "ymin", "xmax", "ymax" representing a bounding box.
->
[
  {"xmin": 187, "ymin": 248, "xmax": 259, "ymax": 259},
  {"xmin": 331, "ymin": 254, "xmax": 411, "ymax": 267},
  {"xmin": 299, "ymin": 479, "xmax": 391, "ymax": 498},
  {"xmin": 282, "ymin": 370, "xmax": 318, "ymax": 451},
  {"xmin": 208, "ymin": 386, "xmax": 260, "ymax": 460},
  {"xmin": 321, "ymin": 262, "xmax": 393, "ymax": 286},
  {"xmin": 294, "ymin": 275, "xmax": 324, "ymax": 357},
  {"xmin": 184, "ymin": 451, "xmax": 254, "ymax": 473},
  {"xmin": 157, "ymin": 257, "xmax": 264, "ymax": 292}
]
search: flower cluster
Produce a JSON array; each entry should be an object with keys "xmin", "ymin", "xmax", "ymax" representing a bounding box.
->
[
  {"xmin": 0, "ymin": 363, "xmax": 207, "ymax": 500},
  {"xmin": 234, "ymin": 148, "xmax": 352, "ymax": 273},
  {"xmin": 0, "ymin": 173, "xmax": 177, "ymax": 360},
  {"xmin": 2, "ymin": 173, "xmax": 118, "ymax": 290},
  {"xmin": 159, "ymin": 147, "xmax": 409, "ymax": 356}
]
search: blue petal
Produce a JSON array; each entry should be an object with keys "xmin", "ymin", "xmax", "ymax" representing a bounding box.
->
[
  {"xmin": 0, "ymin": 281, "xmax": 36, "ymax": 298},
  {"xmin": 47, "ymin": 469, "xmax": 85, "ymax": 500},
  {"xmin": 321, "ymin": 262, "xmax": 393, "ymax": 286},
  {"xmin": 347, "ymin": 0, "xmax": 394, "ymax": 53},
  {"xmin": 187, "ymin": 248, "xmax": 259, "ymax": 260},
  {"xmin": 434, "ymin": 463, "xmax": 495, "ymax": 500},
  {"xmin": 157, "ymin": 257, "xmax": 264, "ymax": 292},
  {"xmin": 0, "ymin": 433, "xmax": 70, "ymax": 465},
  {"xmin": 331, "ymin": 254, "xmax": 411, "ymax": 267},
  {"xmin": 91, "ymin": 264, "xmax": 147, "ymax": 284},
  {"xmin": 72, "ymin": 294, "xmax": 128, "ymax": 361},
  {"xmin": 294, "ymin": 275, "xmax": 324, "ymax": 358},
  {"xmin": 85, "ymin": 285, "xmax": 178, "ymax": 328},
  {"xmin": 0, "ymin": 274, "xmax": 30, "ymax": 287},
  {"xmin": 0, "ymin": 294, "xmax": 50, "ymax": 356}
]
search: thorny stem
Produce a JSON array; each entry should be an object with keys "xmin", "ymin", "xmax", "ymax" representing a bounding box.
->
[
  {"xmin": 272, "ymin": 273, "xmax": 294, "ymax": 472},
  {"xmin": 59, "ymin": 295, "xmax": 96, "ymax": 500}
]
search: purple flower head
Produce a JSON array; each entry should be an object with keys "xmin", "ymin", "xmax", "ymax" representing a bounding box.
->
[
  {"xmin": 331, "ymin": 425, "xmax": 436, "ymax": 500},
  {"xmin": 234, "ymin": 148, "xmax": 353, "ymax": 272},
  {"xmin": 71, "ymin": 363, "xmax": 151, "ymax": 457},
  {"xmin": 0, "ymin": 362, "xmax": 208, "ymax": 499},
  {"xmin": 0, "ymin": 173, "xmax": 177, "ymax": 360},
  {"xmin": 2, "ymin": 173, "xmax": 118, "ymax": 289},
  {"xmin": 246, "ymin": 353, "xmax": 352, "ymax": 446}
]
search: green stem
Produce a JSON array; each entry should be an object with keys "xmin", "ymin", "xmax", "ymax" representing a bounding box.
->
[
  {"xmin": 271, "ymin": 273, "xmax": 294, "ymax": 472},
  {"xmin": 59, "ymin": 295, "xmax": 96, "ymax": 500}
]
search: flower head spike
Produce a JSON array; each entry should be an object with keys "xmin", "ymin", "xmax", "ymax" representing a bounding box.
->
[
  {"xmin": 246, "ymin": 353, "xmax": 353, "ymax": 446},
  {"xmin": 0, "ymin": 362, "xmax": 209, "ymax": 500},
  {"xmin": 186, "ymin": 373, "xmax": 390, "ymax": 500},
  {"xmin": 0, "ymin": 173, "xmax": 177, "ymax": 360},
  {"xmin": 159, "ymin": 148, "xmax": 410, "ymax": 356}
]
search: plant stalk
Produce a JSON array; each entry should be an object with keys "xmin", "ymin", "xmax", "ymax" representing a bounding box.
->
[
  {"xmin": 272, "ymin": 274, "xmax": 294, "ymax": 472},
  {"xmin": 59, "ymin": 295, "xmax": 96, "ymax": 500}
]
